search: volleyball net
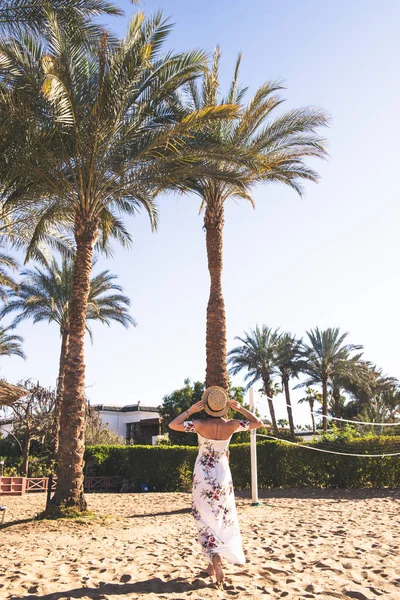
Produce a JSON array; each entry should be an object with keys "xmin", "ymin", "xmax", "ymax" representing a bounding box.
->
[
  {"xmin": 255, "ymin": 401, "xmax": 400, "ymax": 457},
  {"xmin": 248, "ymin": 389, "xmax": 400, "ymax": 504},
  {"xmin": 252, "ymin": 393, "xmax": 400, "ymax": 455}
]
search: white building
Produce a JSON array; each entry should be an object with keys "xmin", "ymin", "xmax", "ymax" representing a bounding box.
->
[
  {"xmin": 93, "ymin": 403, "xmax": 163, "ymax": 445},
  {"xmin": 0, "ymin": 418, "xmax": 14, "ymax": 437}
]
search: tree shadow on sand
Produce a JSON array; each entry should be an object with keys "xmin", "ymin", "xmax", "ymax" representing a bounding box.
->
[
  {"xmin": 12, "ymin": 576, "xmax": 214, "ymax": 600},
  {"xmin": 237, "ymin": 488, "xmax": 400, "ymax": 500},
  {"xmin": 0, "ymin": 517, "xmax": 35, "ymax": 530},
  {"xmin": 127, "ymin": 507, "xmax": 191, "ymax": 519}
]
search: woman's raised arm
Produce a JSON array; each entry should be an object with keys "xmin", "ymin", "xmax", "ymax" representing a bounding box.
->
[
  {"xmin": 227, "ymin": 399, "xmax": 263, "ymax": 431},
  {"xmin": 168, "ymin": 399, "xmax": 205, "ymax": 431}
]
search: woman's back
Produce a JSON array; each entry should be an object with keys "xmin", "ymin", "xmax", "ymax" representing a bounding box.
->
[{"xmin": 191, "ymin": 417, "xmax": 239, "ymax": 441}]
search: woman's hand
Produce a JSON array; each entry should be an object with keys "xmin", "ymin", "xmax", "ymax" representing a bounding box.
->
[
  {"xmin": 227, "ymin": 398, "xmax": 242, "ymax": 412},
  {"xmin": 188, "ymin": 399, "xmax": 205, "ymax": 415},
  {"xmin": 169, "ymin": 398, "xmax": 204, "ymax": 431},
  {"xmin": 228, "ymin": 399, "xmax": 263, "ymax": 429}
]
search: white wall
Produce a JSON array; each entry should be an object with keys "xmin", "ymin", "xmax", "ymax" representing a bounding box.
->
[
  {"xmin": 98, "ymin": 411, "xmax": 122, "ymax": 435},
  {"xmin": 98, "ymin": 408, "xmax": 161, "ymax": 437},
  {"xmin": 0, "ymin": 421, "xmax": 14, "ymax": 437}
]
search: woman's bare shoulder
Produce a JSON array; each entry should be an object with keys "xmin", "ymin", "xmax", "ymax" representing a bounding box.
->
[
  {"xmin": 226, "ymin": 418, "xmax": 241, "ymax": 431},
  {"xmin": 194, "ymin": 418, "xmax": 238, "ymax": 437}
]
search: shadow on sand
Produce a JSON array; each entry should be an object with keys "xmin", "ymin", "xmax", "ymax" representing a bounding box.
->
[
  {"xmin": 127, "ymin": 507, "xmax": 191, "ymax": 519},
  {"xmin": 11, "ymin": 576, "xmax": 214, "ymax": 600},
  {"xmin": 0, "ymin": 517, "xmax": 35, "ymax": 530},
  {"xmin": 237, "ymin": 488, "xmax": 400, "ymax": 500}
]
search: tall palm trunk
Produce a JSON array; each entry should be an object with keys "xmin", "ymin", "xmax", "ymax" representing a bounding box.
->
[
  {"xmin": 54, "ymin": 329, "xmax": 69, "ymax": 455},
  {"xmin": 52, "ymin": 214, "xmax": 97, "ymax": 510},
  {"xmin": 21, "ymin": 431, "xmax": 30, "ymax": 476},
  {"xmin": 309, "ymin": 399, "xmax": 316, "ymax": 435},
  {"xmin": 204, "ymin": 202, "xmax": 228, "ymax": 390},
  {"xmin": 332, "ymin": 386, "xmax": 342, "ymax": 429},
  {"xmin": 282, "ymin": 376, "xmax": 295, "ymax": 438},
  {"xmin": 322, "ymin": 379, "xmax": 328, "ymax": 431},
  {"xmin": 263, "ymin": 377, "xmax": 278, "ymax": 434}
]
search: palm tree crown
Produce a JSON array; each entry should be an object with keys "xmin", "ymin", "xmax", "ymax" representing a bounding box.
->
[
  {"xmin": 0, "ymin": 324, "xmax": 25, "ymax": 359},
  {"xmin": 0, "ymin": 257, "xmax": 135, "ymax": 336},
  {"xmin": 0, "ymin": 249, "xmax": 19, "ymax": 301},
  {"xmin": 300, "ymin": 327, "xmax": 363, "ymax": 430},
  {"xmin": 342, "ymin": 364, "xmax": 398, "ymax": 420},
  {"xmin": 0, "ymin": 12, "xmax": 238, "ymax": 250},
  {"xmin": 0, "ymin": 0, "xmax": 123, "ymax": 37},
  {"xmin": 228, "ymin": 325, "xmax": 281, "ymax": 433}
]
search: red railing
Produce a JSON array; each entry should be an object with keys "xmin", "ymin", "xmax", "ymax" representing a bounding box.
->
[
  {"xmin": 26, "ymin": 477, "xmax": 57, "ymax": 492},
  {"xmin": 0, "ymin": 476, "xmax": 122, "ymax": 495},
  {"xmin": 84, "ymin": 476, "xmax": 122, "ymax": 492}
]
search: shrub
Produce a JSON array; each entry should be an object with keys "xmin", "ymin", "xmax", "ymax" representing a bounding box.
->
[
  {"xmin": 0, "ymin": 454, "xmax": 56, "ymax": 477},
  {"xmin": 84, "ymin": 435, "xmax": 400, "ymax": 491},
  {"xmin": 1, "ymin": 436, "xmax": 399, "ymax": 489},
  {"xmin": 85, "ymin": 444, "xmax": 198, "ymax": 492}
]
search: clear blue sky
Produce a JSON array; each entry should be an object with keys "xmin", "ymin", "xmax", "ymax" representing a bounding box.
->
[{"xmin": 2, "ymin": 0, "xmax": 400, "ymax": 426}]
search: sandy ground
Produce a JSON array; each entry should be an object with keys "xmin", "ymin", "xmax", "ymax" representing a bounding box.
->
[{"xmin": 1, "ymin": 490, "xmax": 400, "ymax": 600}]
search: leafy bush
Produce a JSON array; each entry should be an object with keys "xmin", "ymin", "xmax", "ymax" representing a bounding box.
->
[
  {"xmin": 2, "ymin": 436, "xmax": 399, "ymax": 488},
  {"xmin": 0, "ymin": 456, "xmax": 21, "ymax": 476},
  {"xmin": 85, "ymin": 435, "xmax": 400, "ymax": 490},
  {"xmin": 0, "ymin": 454, "xmax": 56, "ymax": 477},
  {"xmin": 85, "ymin": 444, "xmax": 198, "ymax": 492},
  {"xmin": 0, "ymin": 435, "xmax": 20, "ymax": 458}
]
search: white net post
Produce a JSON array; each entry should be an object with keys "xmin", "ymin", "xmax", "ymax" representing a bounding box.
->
[{"xmin": 249, "ymin": 387, "xmax": 259, "ymax": 505}]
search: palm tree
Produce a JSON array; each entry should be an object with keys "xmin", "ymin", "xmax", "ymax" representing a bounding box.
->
[
  {"xmin": 0, "ymin": 324, "xmax": 25, "ymax": 359},
  {"xmin": 0, "ymin": 11, "xmax": 239, "ymax": 510},
  {"xmin": 329, "ymin": 357, "xmax": 368, "ymax": 426},
  {"xmin": 379, "ymin": 386, "xmax": 400, "ymax": 422},
  {"xmin": 273, "ymin": 332, "xmax": 302, "ymax": 437},
  {"xmin": 228, "ymin": 325, "xmax": 280, "ymax": 434},
  {"xmin": 0, "ymin": 257, "xmax": 135, "ymax": 452},
  {"xmin": 183, "ymin": 49, "xmax": 328, "ymax": 390},
  {"xmin": 298, "ymin": 387, "xmax": 321, "ymax": 434},
  {"xmin": 343, "ymin": 364, "xmax": 398, "ymax": 421},
  {"xmin": 357, "ymin": 400, "xmax": 394, "ymax": 434},
  {"xmin": 300, "ymin": 327, "xmax": 363, "ymax": 431},
  {"xmin": 0, "ymin": 250, "xmax": 19, "ymax": 301},
  {"xmin": 0, "ymin": 0, "xmax": 123, "ymax": 36}
]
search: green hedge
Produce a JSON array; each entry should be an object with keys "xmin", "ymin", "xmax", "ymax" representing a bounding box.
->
[
  {"xmin": 84, "ymin": 436, "xmax": 400, "ymax": 491},
  {"xmin": 0, "ymin": 455, "xmax": 56, "ymax": 477},
  {"xmin": 85, "ymin": 444, "xmax": 198, "ymax": 492},
  {"xmin": 2, "ymin": 437, "xmax": 398, "ymax": 488}
]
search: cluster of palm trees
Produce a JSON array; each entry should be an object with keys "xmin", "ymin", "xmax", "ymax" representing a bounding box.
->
[
  {"xmin": 0, "ymin": 1, "xmax": 328, "ymax": 511},
  {"xmin": 228, "ymin": 326, "xmax": 400, "ymax": 437},
  {"xmin": 0, "ymin": 259, "xmax": 135, "ymax": 451}
]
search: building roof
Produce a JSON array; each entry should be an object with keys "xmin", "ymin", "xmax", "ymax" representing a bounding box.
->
[{"xmin": 93, "ymin": 404, "xmax": 160, "ymax": 413}]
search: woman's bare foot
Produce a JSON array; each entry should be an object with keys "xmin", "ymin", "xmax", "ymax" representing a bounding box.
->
[
  {"xmin": 212, "ymin": 554, "xmax": 224, "ymax": 588},
  {"xmin": 206, "ymin": 562, "xmax": 215, "ymax": 576}
]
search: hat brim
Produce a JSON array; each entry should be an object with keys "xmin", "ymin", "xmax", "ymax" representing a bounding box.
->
[
  {"xmin": 204, "ymin": 404, "xmax": 228, "ymax": 417},
  {"xmin": 202, "ymin": 386, "xmax": 228, "ymax": 417}
]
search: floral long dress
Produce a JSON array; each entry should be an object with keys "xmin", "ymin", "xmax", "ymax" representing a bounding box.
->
[{"xmin": 184, "ymin": 419, "xmax": 250, "ymax": 565}]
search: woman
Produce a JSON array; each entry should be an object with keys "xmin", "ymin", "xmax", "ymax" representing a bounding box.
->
[{"xmin": 169, "ymin": 385, "xmax": 263, "ymax": 587}]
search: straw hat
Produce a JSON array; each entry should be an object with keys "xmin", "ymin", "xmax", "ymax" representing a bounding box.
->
[{"xmin": 202, "ymin": 386, "xmax": 229, "ymax": 417}]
